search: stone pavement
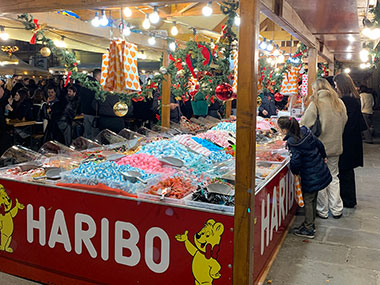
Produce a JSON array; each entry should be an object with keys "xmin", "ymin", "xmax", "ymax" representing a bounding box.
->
[{"xmin": 266, "ymin": 111, "xmax": 380, "ymax": 285}]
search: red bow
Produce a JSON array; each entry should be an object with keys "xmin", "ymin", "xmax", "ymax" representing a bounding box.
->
[
  {"xmin": 30, "ymin": 19, "xmax": 40, "ymax": 45},
  {"xmin": 64, "ymin": 71, "xmax": 72, "ymax": 87},
  {"xmin": 132, "ymin": 96, "xmax": 144, "ymax": 102},
  {"xmin": 186, "ymin": 54, "xmax": 196, "ymax": 78},
  {"xmin": 169, "ymin": 54, "xmax": 183, "ymax": 70},
  {"xmin": 203, "ymin": 244, "xmax": 220, "ymax": 260}
]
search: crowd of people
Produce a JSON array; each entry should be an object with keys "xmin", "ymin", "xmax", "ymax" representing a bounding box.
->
[{"xmin": 277, "ymin": 73, "xmax": 375, "ymax": 239}]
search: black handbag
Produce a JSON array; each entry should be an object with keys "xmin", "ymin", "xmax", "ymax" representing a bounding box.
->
[{"xmin": 310, "ymin": 108, "xmax": 321, "ymax": 137}]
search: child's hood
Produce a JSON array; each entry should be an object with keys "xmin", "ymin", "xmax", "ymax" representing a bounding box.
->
[{"xmin": 285, "ymin": 126, "xmax": 316, "ymax": 150}]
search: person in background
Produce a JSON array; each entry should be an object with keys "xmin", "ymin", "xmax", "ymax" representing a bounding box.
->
[
  {"xmin": 0, "ymin": 83, "xmax": 11, "ymax": 155},
  {"xmin": 334, "ymin": 73, "xmax": 366, "ymax": 208},
  {"xmin": 5, "ymin": 88, "xmax": 33, "ymax": 121},
  {"xmin": 300, "ymin": 78, "xmax": 347, "ymax": 219},
  {"xmin": 93, "ymin": 93, "xmax": 126, "ymax": 133},
  {"xmin": 57, "ymin": 85, "xmax": 79, "ymax": 145},
  {"xmin": 359, "ymin": 85, "xmax": 375, "ymax": 143},
  {"xmin": 170, "ymin": 93, "xmax": 182, "ymax": 123},
  {"xmin": 80, "ymin": 69, "xmax": 100, "ymax": 139},
  {"xmin": 278, "ymin": 117, "xmax": 332, "ymax": 239},
  {"xmin": 27, "ymin": 79, "xmax": 38, "ymax": 99},
  {"xmin": 259, "ymin": 91, "xmax": 278, "ymax": 118},
  {"xmin": 41, "ymin": 85, "xmax": 65, "ymax": 143}
]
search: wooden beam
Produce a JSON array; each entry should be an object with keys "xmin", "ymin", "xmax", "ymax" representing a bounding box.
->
[
  {"xmin": 329, "ymin": 61, "xmax": 335, "ymax": 76},
  {"xmin": 225, "ymin": 101, "xmax": 232, "ymax": 118},
  {"xmin": 233, "ymin": 0, "xmax": 259, "ymax": 283},
  {"xmin": 161, "ymin": 51, "xmax": 171, "ymax": 128},
  {"xmin": 177, "ymin": 3, "xmax": 199, "ymax": 14},
  {"xmin": 4, "ymin": 12, "xmax": 168, "ymax": 50},
  {"xmin": 260, "ymin": 30, "xmax": 292, "ymax": 41},
  {"xmin": 307, "ymin": 48, "xmax": 318, "ymax": 103},
  {"xmin": 0, "ymin": 0, "xmax": 210, "ymax": 14},
  {"xmin": 260, "ymin": 0, "xmax": 318, "ymax": 48},
  {"xmin": 318, "ymin": 46, "xmax": 334, "ymax": 63}
]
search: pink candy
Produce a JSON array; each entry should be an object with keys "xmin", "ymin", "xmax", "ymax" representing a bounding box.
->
[
  {"xmin": 116, "ymin": 153, "xmax": 176, "ymax": 175},
  {"xmin": 172, "ymin": 135, "xmax": 211, "ymax": 156},
  {"xmin": 196, "ymin": 130, "xmax": 231, "ymax": 148}
]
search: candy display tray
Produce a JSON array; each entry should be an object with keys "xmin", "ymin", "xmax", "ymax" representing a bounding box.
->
[
  {"xmin": 183, "ymin": 193, "xmax": 234, "ymax": 213},
  {"xmin": 137, "ymin": 189, "xmax": 191, "ymax": 205}
]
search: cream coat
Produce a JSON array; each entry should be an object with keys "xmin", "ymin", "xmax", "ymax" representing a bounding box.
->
[
  {"xmin": 360, "ymin": 92, "xmax": 374, "ymax": 115},
  {"xmin": 300, "ymin": 90, "xmax": 348, "ymax": 157}
]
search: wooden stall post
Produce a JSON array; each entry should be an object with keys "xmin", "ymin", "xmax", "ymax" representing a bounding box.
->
[
  {"xmin": 161, "ymin": 51, "xmax": 171, "ymax": 128},
  {"xmin": 225, "ymin": 101, "xmax": 232, "ymax": 118},
  {"xmin": 307, "ymin": 48, "xmax": 318, "ymax": 103},
  {"xmin": 233, "ymin": 0, "xmax": 259, "ymax": 283}
]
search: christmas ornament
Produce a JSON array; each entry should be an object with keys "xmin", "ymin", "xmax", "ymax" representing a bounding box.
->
[
  {"xmin": 177, "ymin": 69, "xmax": 185, "ymax": 77},
  {"xmin": 274, "ymin": 93, "xmax": 283, "ymax": 102},
  {"xmin": 113, "ymin": 101, "xmax": 129, "ymax": 117},
  {"xmin": 215, "ymin": 83, "xmax": 233, "ymax": 101},
  {"xmin": 159, "ymin": 66, "xmax": 168, "ymax": 74},
  {"xmin": 232, "ymin": 92, "xmax": 237, "ymax": 99},
  {"xmin": 257, "ymin": 96, "xmax": 262, "ymax": 106},
  {"xmin": 40, "ymin": 46, "xmax": 51, "ymax": 57}
]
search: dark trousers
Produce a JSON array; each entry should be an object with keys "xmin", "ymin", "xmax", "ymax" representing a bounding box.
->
[
  {"xmin": 303, "ymin": 191, "xmax": 318, "ymax": 230},
  {"xmin": 339, "ymin": 169, "xmax": 357, "ymax": 208}
]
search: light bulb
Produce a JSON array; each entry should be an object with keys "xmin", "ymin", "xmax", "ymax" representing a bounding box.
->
[
  {"xmin": 267, "ymin": 42, "xmax": 274, "ymax": 51},
  {"xmin": 91, "ymin": 13, "xmax": 100, "ymax": 27},
  {"xmin": 149, "ymin": 7, "xmax": 160, "ymax": 24},
  {"xmin": 369, "ymin": 28, "xmax": 380, "ymax": 40},
  {"xmin": 148, "ymin": 36, "xmax": 156, "ymax": 46},
  {"xmin": 54, "ymin": 38, "xmax": 66, "ymax": 48},
  {"xmin": 100, "ymin": 11, "xmax": 109, "ymax": 26},
  {"xmin": 260, "ymin": 41, "xmax": 267, "ymax": 50},
  {"xmin": 278, "ymin": 55, "xmax": 285, "ymax": 63},
  {"xmin": 362, "ymin": 27, "xmax": 371, "ymax": 37},
  {"xmin": 171, "ymin": 24, "xmax": 178, "ymax": 36},
  {"xmin": 266, "ymin": 58, "xmax": 272, "ymax": 64},
  {"xmin": 0, "ymin": 31, "xmax": 9, "ymax": 41},
  {"xmin": 123, "ymin": 7, "xmax": 132, "ymax": 18},
  {"xmin": 234, "ymin": 15, "xmax": 241, "ymax": 26},
  {"xmin": 138, "ymin": 51, "xmax": 147, "ymax": 60},
  {"xmin": 123, "ymin": 26, "xmax": 131, "ymax": 36},
  {"xmin": 169, "ymin": 42, "xmax": 176, "ymax": 51},
  {"xmin": 360, "ymin": 63, "xmax": 366, "ymax": 69},
  {"xmin": 273, "ymin": 49, "xmax": 280, "ymax": 56},
  {"xmin": 344, "ymin": 68, "xmax": 351, "ymax": 73},
  {"xmin": 347, "ymin": 35, "xmax": 355, "ymax": 42},
  {"xmin": 346, "ymin": 53, "xmax": 352, "ymax": 60},
  {"xmin": 360, "ymin": 49, "xmax": 369, "ymax": 62},
  {"xmin": 143, "ymin": 15, "xmax": 151, "ymax": 29},
  {"xmin": 202, "ymin": 2, "xmax": 213, "ymax": 17}
]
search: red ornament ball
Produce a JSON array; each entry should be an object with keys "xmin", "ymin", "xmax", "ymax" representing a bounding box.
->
[{"xmin": 215, "ymin": 83, "xmax": 233, "ymax": 101}]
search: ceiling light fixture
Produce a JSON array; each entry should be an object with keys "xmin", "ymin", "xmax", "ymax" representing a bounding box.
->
[
  {"xmin": 142, "ymin": 14, "xmax": 151, "ymax": 29},
  {"xmin": 202, "ymin": 1, "xmax": 213, "ymax": 17},
  {"xmin": 344, "ymin": 68, "xmax": 351, "ymax": 73},
  {"xmin": 171, "ymin": 22, "xmax": 178, "ymax": 36},
  {"xmin": 169, "ymin": 42, "xmax": 176, "ymax": 51},
  {"xmin": 149, "ymin": 7, "xmax": 160, "ymax": 24},
  {"xmin": 0, "ymin": 26, "xmax": 9, "ymax": 41},
  {"xmin": 99, "ymin": 10, "xmax": 109, "ymax": 26},
  {"xmin": 148, "ymin": 36, "xmax": 156, "ymax": 46},
  {"xmin": 91, "ymin": 12, "xmax": 100, "ymax": 27},
  {"xmin": 123, "ymin": 7, "xmax": 132, "ymax": 18},
  {"xmin": 346, "ymin": 53, "xmax": 352, "ymax": 60},
  {"xmin": 360, "ymin": 49, "xmax": 369, "ymax": 62}
]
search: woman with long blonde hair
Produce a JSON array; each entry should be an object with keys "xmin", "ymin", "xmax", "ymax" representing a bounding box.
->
[{"xmin": 300, "ymin": 78, "xmax": 347, "ymax": 219}]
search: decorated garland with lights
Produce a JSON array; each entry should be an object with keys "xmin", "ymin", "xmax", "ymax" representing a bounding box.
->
[
  {"xmin": 259, "ymin": 43, "xmax": 308, "ymax": 94},
  {"xmin": 317, "ymin": 62, "xmax": 329, "ymax": 78}
]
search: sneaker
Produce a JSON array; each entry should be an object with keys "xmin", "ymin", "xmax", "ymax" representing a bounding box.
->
[
  {"xmin": 333, "ymin": 213, "xmax": 343, "ymax": 219},
  {"xmin": 294, "ymin": 223, "xmax": 316, "ymax": 232},
  {"xmin": 294, "ymin": 226, "xmax": 315, "ymax": 239}
]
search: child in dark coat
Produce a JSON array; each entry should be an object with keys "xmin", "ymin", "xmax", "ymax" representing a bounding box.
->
[{"xmin": 278, "ymin": 117, "xmax": 332, "ymax": 239}]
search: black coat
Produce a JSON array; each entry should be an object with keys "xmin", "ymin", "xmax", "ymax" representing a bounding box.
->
[
  {"xmin": 259, "ymin": 92, "xmax": 277, "ymax": 118},
  {"xmin": 339, "ymin": 96, "xmax": 365, "ymax": 171},
  {"xmin": 92, "ymin": 95, "xmax": 126, "ymax": 133},
  {"xmin": 285, "ymin": 126, "xmax": 332, "ymax": 193},
  {"xmin": 79, "ymin": 77, "xmax": 96, "ymax": 116}
]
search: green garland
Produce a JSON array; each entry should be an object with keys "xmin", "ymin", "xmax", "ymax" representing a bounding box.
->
[{"xmin": 18, "ymin": 13, "xmax": 146, "ymax": 106}]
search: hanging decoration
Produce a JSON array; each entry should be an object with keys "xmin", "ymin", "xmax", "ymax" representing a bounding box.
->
[
  {"xmin": 40, "ymin": 46, "xmax": 51, "ymax": 57},
  {"xmin": 18, "ymin": 13, "xmax": 147, "ymax": 107},
  {"xmin": 280, "ymin": 66, "xmax": 300, "ymax": 95},
  {"xmin": 113, "ymin": 101, "xmax": 129, "ymax": 117},
  {"xmin": 102, "ymin": 39, "xmax": 141, "ymax": 92},
  {"xmin": 300, "ymin": 74, "xmax": 308, "ymax": 97},
  {"xmin": 317, "ymin": 63, "xmax": 329, "ymax": 78},
  {"xmin": 1, "ymin": 46, "xmax": 19, "ymax": 57},
  {"xmin": 232, "ymin": 49, "xmax": 238, "ymax": 93},
  {"xmin": 215, "ymin": 83, "xmax": 234, "ymax": 101}
]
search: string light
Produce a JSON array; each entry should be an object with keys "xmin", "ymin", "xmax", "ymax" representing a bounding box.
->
[
  {"xmin": 344, "ymin": 68, "xmax": 351, "ymax": 73},
  {"xmin": 91, "ymin": 12, "xmax": 100, "ymax": 27},
  {"xmin": 0, "ymin": 27, "xmax": 9, "ymax": 41},
  {"xmin": 202, "ymin": 1, "xmax": 213, "ymax": 17},
  {"xmin": 169, "ymin": 42, "xmax": 176, "ymax": 51},
  {"xmin": 123, "ymin": 25, "xmax": 131, "ymax": 36},
  {"xmin": 360, "ymin": 49, "xmax": 369, "ymax": 62},
  {"xmin": 171, "ymin": 22, "xmax": 178, "ymax": 36},
  {"xmin": 149, "ymin": 7, "xmax": 160, "ymax": 24},
  {"xmin": 99, "ymin": 10, "xmax": 109, "ymax": 26},
  {"xmin": 148, "ymin": 36, "xmax": 156, "ymax": 46},
  {"xmin": 234, "ymin": 15, "xmax": 241, "ymax": 26},
  {"xmin": 143, "ymin": 15, "xmax": 151, "ymax": 29},
  {"xmin": 123, "ymin": 7, "xmax": 132, "ymax": 18},
  {"xmin": 54, "ymin": 36, "xmax": 66, "ymax": 48}
]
